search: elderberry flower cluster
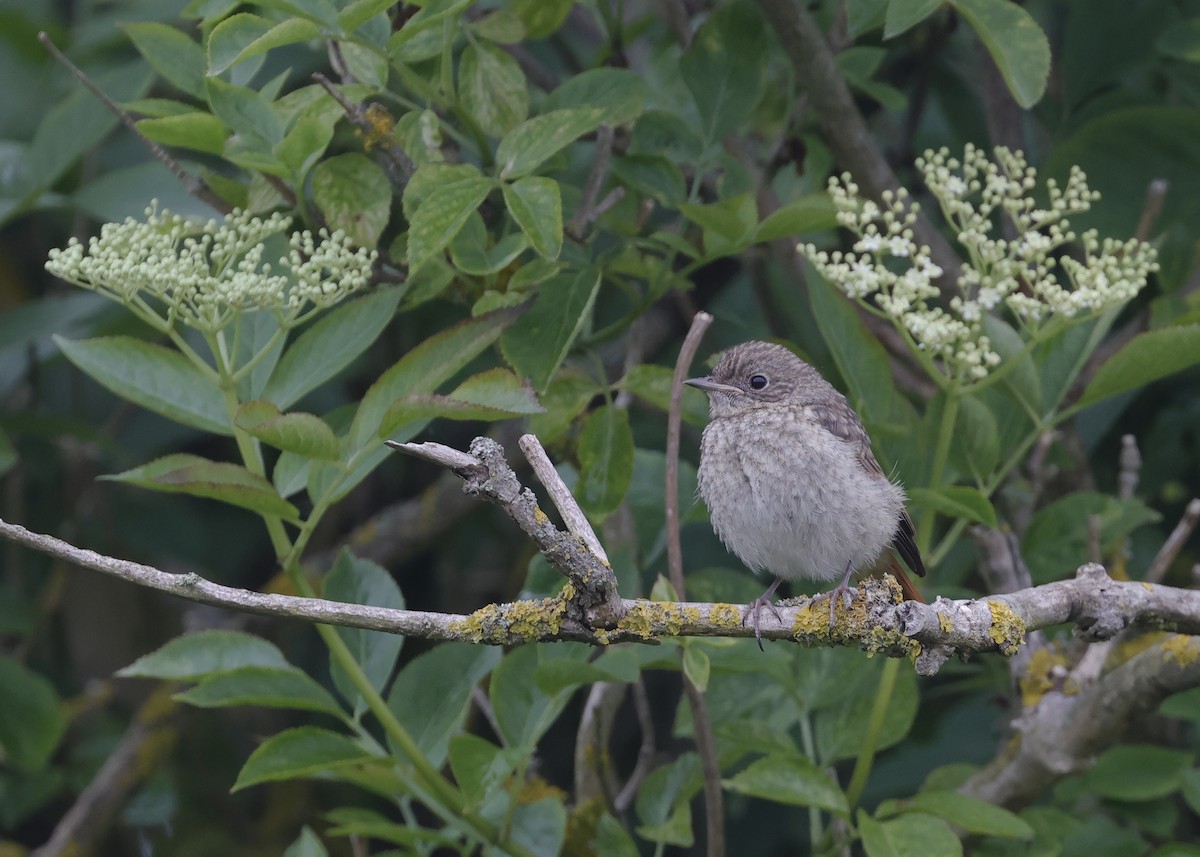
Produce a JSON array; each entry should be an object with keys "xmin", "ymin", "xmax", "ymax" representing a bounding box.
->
[
  {"xmin": 800, "ymin": 145, "xmax": 1158, "ymax": 383},
  {"xmin": 45, "ymin": 204, "xmax": 376, "ymax": 333}
]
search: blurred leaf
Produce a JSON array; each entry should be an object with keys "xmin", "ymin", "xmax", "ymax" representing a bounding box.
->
[
  {"xmin": 499, "ymin": 268, "xmax": 602, "ymax": 392},
  {"xmin": 275, "ymin": 110, "xmax": 336, "ymax": 179},
  {"xmin": 621, "ymin": 363, "xmax": 708, "ymax": 425},
  {"xmin": 816, "ymin": 660, "xmax": 918, "ymax": 762},
  {"xmin": 907, "ymin": 486, "xmax": 998, "ymax": 528},
  {"xmin": 1081, "ymin": 745, "xmax": 1192, "ymax": 801},
  {"xmin": 534, "ymin": 648, "xmax": 641, "ymax": 693},
  {"xmin": 611, "ymin": 154, "xmax": 686, "ymax": 206},
  {"xmin": 510, "ymin": 0, "xmax": 572, "ymax": 39},
  {"xmin": 949, "ymin": 394, "xmax": 1000, "ymax": 479},
  {"xmin": 541, "ymin": 67, "xmax": 647, "ymax": 125},
  {"xmin": 388, "ymin": 0, "xmax": 473, "ymax": 50},
  {"xmin": 118, "ymin": 630, "xmax": 291, "ymax": 680},
  {"xmin": 206, "ymin": 77, "xmax": 282, "ymax": 149},
  {"xmin": 1157, "ymin": 19, "xmax": 1200, "ymax": 61},
  {"xmin": 449, "ymin": 212, "xmax": 528, "ymax": 275},
  {"xmin": 233, "ymin": 726, "xmax": 371, "ymax": 790},
  {"xmin": 489, "ymin": 644, "xmax": 589, "ymax": 749},
  {"xmin": 311, "ymin": 153, "xmax": 392, "ymax": 248},
  {"xmin": 407, "ymin": 174, "xmax": 494, "ymax": 270},
  {"xmin": 263, "ymin": 286, "xmax": 403, "ymax": 410},
  {"xmin": 528, "ymin": 372, "xmax": 598, "ymax": 441},
  {"xmin": 325, "ymin": 807, "xmax": 459, "ymax": 847},
  {"xmin": 0, "ymin": 430, "xmax": 15, "ymax": 478},
  {"xmin": 1023, "ymin": 492, "xmax": 1161, "ymax": 583},
  {"xmin": 880, "ymin": 791, "xmax": 1033, "ymax": 838},
  {"xmin": 1079, "ymin": 325, "xmax": 1200, "ymax": 406},
  {"xmin": 680, "ymin": 0, "xmax": 769, "ymax": 145},
  {"xmin": 352, "ymin": 301, "xmax": 527, "ymax": 446},
  {"xmin": 592, "ymin": 814, "xmax": 640, "ymax": 857},
  {"xmin": 324, "ymin": 549, "xmax": 405, "ymax": 705},
  {"xmin": 636, "ymin": 753, "xmax": 698, "ymax": 846},
  {"xmin": 458, "ymin": 41, "xmax": 528, "ymax": 137},
  {"xmin": 122, "ymin": 22, "xmax": 206, "ymax": 99},
  {"xmin": 103, "ymin": 454, "xmax": 300, "ymax": 520},
  {"xmin": 682, "ymin": 646, "xmax": 710, "ymax": 692},
  {"xmin": 236, "ymin": 401, "xmax": 339, "ymax": 459},
  {"xmin": 859, "ymin": 810, "xmax": 963, "ymax": 857},
  {"xmin": 54, "ymin": 335, "xmax": 229, "ymax": 435},
  {"xmin": 950, "ymin": 0, "xmax": 1050, "ymax": 108},
  {"xmin": 379, "ymin": 372, "xmax": 543, "ymax": 435},
  {"xmin": 469, "ymin": 6, "xmax": 526, "ymax": 42},
  {"xmin": 754, "ymin": 195, "xmax": 839, "ymax": 242},
  {"xmin": 136, "ymin": 113, "xmax": 227, "ymax": 155},
  {"xmin": 283, "ymin": 827, "xmax": 328, "ymax": 857},
  {"xmin": 339, "ymin": 0, "xmax": 402, "ymax": 31},
  {"xmin": 511, "ymin": 798, "xmax": 566, "ymax": 856},
  {"xmin": 175, "ymin": 666, "xmax": 345, "ymax": 718},
  {"xmin": 448, "ymin": 733, "xmax": 513, "ymax": 808},
  {"xmin": 207, "ymin": 13, "xmax": 271, "ymax": 75},
  {"xmin": 884, "ymin": 0, "xmax": 943, "ymax": 37},
  {"xmin": 389, "ymin": 644, "xmax": 501, "ymax": 767},
  {"xmin": 0, "ymin": 656, "xmax": 67, "ymax": 771},
  {"xmin": 495, "ymin": 107, "xmax": 606, "ymax": 179},
  {"xmin": 723, "ymin": 756, "xmax": 849, "ymax": 816},
  {"xmin": 577, "ymin": 404, "xmax": 634, "ymax": 518},
  {"xmin": 503, "ymin": 176, "xmax": 562, "ymax": 259},
  {"xmin": 253, "ymin": 0, "xmax": 338, "ymax": 26}
]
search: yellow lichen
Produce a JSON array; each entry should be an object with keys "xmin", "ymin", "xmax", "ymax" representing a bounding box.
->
[
  {"xmin": 615, "ymin": 601, "xmax": 684, "ymax": 640},
  {"xmin": 986, "ymin": 601, "xmax": 1025, "ymax": 656},
  {"xmin": 1018, "ymin": 646, "xmax": 1070, "ymax": 708},
  {"xmin": 937, "ymin": 611, "xmax": 953, "ymax": 634},
  {"xmin": 710, "ymin": 603, "xmax": 742, "ymax": 629},
  {"xmin": 533, "ymin": 506, "xmax": 550, "ymax": 525},
  {"xmin": 449, "ymin": 595, "xmax": 569, "ymax": 644},
  {"xmin": 1162, "ymin": 634, "xmax": 1200, "ymax": 666}
]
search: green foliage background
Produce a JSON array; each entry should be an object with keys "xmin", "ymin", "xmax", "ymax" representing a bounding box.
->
[{"xmin": 2, "ymin": 0, "xmax": 1200, "ymax": 855}]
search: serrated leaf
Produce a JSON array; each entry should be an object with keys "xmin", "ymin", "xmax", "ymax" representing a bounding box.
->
[
  {"xmin": 175, "ymin": 666, "xmax": 346, "ymax": 718},
  {"xmin": 503, "ymin": 176, "xmax": 562, "ymax": 259},
  {"xmin": 495, "ymin": 107, "xmax": 606, "ymax": 179},
  {"xmin": 499, "ymin": 268, "xmax": 601, "ymax": 392},
  {"xmin": 118, "ymin": 630, "xmax": 291, "ymax": 680},
  {"xmin": 459, "ymin": 41, "xmax": 528, "ymax": 137},
  {"xmin": 233, "ymin": 726, "xmax": 371, "ymax": 790},
  {"xmin": 859, "ymin": 810, "xmax": 962, "ymax": 857},
  {"xmin": 352, "ymin": 302, "xmax": 527, "ymax": 447},
  {"xmin": 950, "ymin": 0, "xmax": 1050, "ymax": 108},
  {"xmin": 0, "ymin": 655, "xmax": 67, "ymax": 771},
  {"xmin": 311, "ymin": 153, "xmax": 392, "ymax": 248},
  {"xmin": 263, "ymin": 287, "xmax": 402, "ymax": 410},
  {"xmin": 723, "ymin": 756, "xmax": 849, "ymax": 816},
  {"xmin": 206, "ymin": 77, "xmax": 283, "ymax": 149},
  {"xmin": 123, "ymin": 22, "xmax": 206, "ymax": 99},
  {"xmin": 1079, "ymin": 325, "xmax": 1200, "ymax": 406},
  {"xmin": 407, "ymin": 175, "xmax": 494, "ymax": 270},
  {"xmin": 906, "ymin": 486, "xmax": 998, "ymax": 528},
  {"xmin": 136, "ymin": 112, "xmax": 228, "ymax": 155},
  {"xmin": 577, "ymin": 404, "xmax": 634, "ymax": 518},
  {"xmin": 55, "ymin": 335, "xmax": 229, "ymax": 435},
  {"xmin": 104, "ymin": 453, "xmax": 300, "ymax": 520},
  {"xmin": 389, "ymin": 644, "xmax": 501, "ymax": 767},
  {"xmin": 379, "ymin": 367, "xmax": 542, "ymax": 434},
  {"xmin": 235, "ymin": 401, "xmax": 340, "ymax": 460}
]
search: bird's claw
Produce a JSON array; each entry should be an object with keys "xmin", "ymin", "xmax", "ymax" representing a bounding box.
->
[
  {"xmin": 741, "ymin": 594, "xmax": 784, "ymax": 652},
  {"xmin": 813, "ymin": 584, "xmax": 858, "ymax": 628}
]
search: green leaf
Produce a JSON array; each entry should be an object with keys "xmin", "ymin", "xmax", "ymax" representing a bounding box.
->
[
  {"xmin": 263, "ymin": 287, "xmax": 402, "ymax": 410},
  {"xmin": 407, "ymin": 174, "xmax": 495, "ymax": 270},
  {"xmin": 636, "ymin": 753, "xmax": 698, "ymax": 846},
  {"xmin": 0, "ymin": 656, "xmax": 67, "ymax": 771},
  {"xmin": 881, "ymin": 791, "xmax": 1033, "ymax": 839},
  {"xmin": 859, "ymin": 810, "xmax": 963, "ymax": 857},
  {"xmin": 325, "ymin": 808, "xmax": 460, "ymax": 848},
  {"xmin": 682, "ymin": 646, "xmax": 710, "ymax": 692},
  {"xmin": 175, "ymin": 666, "xmax": 346, "ymax": 718},
  {"xmin": 136, "ymin": 113, "xmax": 228, "ymax": 155},
  {"xmin": 490, "ymin": 644, "xmax": 589, "ymax": 749},
  {"xmin": 324, "ymin": 549, "xmax": 405, "ymax": 705},
  {"xmin": 337, "ymin": 0, "xmax": 398, "ymax": 30},
  {"xmin": 906, "ymin": 486, "xmax": 998, "ymax": 528},
  {"xmin": 118, "ymin": 630, "xmax": 291, "ymax": 680},
  {"xmin": 495, "ymin": 107, "xmax": 607, "ymax": 179},
  {"xmin": 54, "ymin": 335, "xmax": 229, "ymax": 435},
  {"xmin": 122, "ymin": 22, "xmax": 206, "ymax": 99},
  {"xmin": 233, "ymin": 726, "xmax": 372, "ymax": 790},
  {"xmin": 448, "ymin": 212, "xmax": 529, "ymax": 275},
  {"xmin": 593, "ymin": 814, "xmax": 640, "ymax": 857},
  {"xmin": 449, "ymin": 733, "xmax": 513, "ymax": 808},
  {"xmin": 379, "ymin": 367, "xmax": 542, "ymax": 434},
  {"xmin": 541, "ymin": 67, "xmax": 648, "ymax": 126},
  {"xmin": 1079, "ymin": 325, "xmax": 1200, "ymax": 406},
  {"xmin": 352, "ymin": 302, "xmax": 527, "ymax": 447},
  {"xmin": 207, "ymin": 13, "xmax": 272, "ymax": 75},
  {"xmin": 499, "ymin": 267, "xmax": 602, "ymax": 392},
  {"xmin": 275, "ymin": 109, "xmax": 336, "ymax": 180},
  {"xmin": 723, "ymin": 756, "xmax": 849, "ymax": 816},
  {"xmin": 949, "ymin": 394, "xmax": 1000, "ymax": 479},
  {"xmin": 577, "ymin": 404, "xmax": 634, "ymax": 519},
  {"xmin": 235, "ymin": 401, "xmax": 340, "ymax": 460},
  {"xmin": 754, "ymin": 195, "xmax": 839, "ymax": 242},
  {"xmin": 283, "ymin": 827, "xmax": 328, "ymax": 857},
  {"xmin": 950, "ymin": 0, "xmax": 1050, "ymax": 108},
  {"xmin": 503, "ymin": 176, "xmax": 562, "ymax": 260},
  {"xmin": 680, "ymin": 1, "xmax": 769, "ymax": 145},
  {"xmin": 510, "ymin": 0, "xmax": 572, "ymax": 38},
  {"xmin": 1082, "ymin": 745, "xmax": 1192, "ymax": 801},
  {"xmin": 621, "ymin": 364, "xmax": 708, "ymax": 425},
  {"xmin": 311, "ymin": 153, "xmax": 392, "ymax": 248},
  {"xmin": 223, "ymin": 17, "xmax": 321, "ymax": 73},
  {"xmin": 529, "ymin": 372, "xmax": 598, "ymax": 442},
  {"xmin": 206, "ymin": 77, "xmax": 283, "ymax": 150},
  {"xmin": 389, "ymin": 644, "xmax": 501, "ymax": 767},
  {"xmin": 458, "ymin": 41, "xmax": 529, "ymax": 137},
  {"xmin": 511, "ymin": 798, "xmax": 566, "ymax": 856},
  {"xmin": 1157, "ymin": 19, "xmax": 1200, "ymax": 61},
  {"xmin": 883, "ymin": 0, "xmax": 943, "ymax": 38},
  {"xmin": 611, "ymin": 155, "xmax": 686, "ymax": 206},
  {"xmin": 816, "ymin": 660, "xmax": 918, "ymax": 762},
  {"xmin": 103, "ymin": 454, "xmax": 300, "ymax": 520},
  {"xmin": 1022, "ymin": 492, "xmax": 1161, "ymax": 583},
  {"xmin": 533, "ymin": 648, "xmax": 641, "ymax": 694}
]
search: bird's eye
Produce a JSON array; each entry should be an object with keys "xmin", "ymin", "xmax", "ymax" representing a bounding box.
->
[{"xmin": 749, "ymin": 374, "xmax": 769, "ymax": 390}]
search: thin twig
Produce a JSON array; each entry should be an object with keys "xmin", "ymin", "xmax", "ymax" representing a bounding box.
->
[
  {"xmin": 614, "ymin": 678, "xmax": 658, "ymax": 811},
  {"xmin": 37, "ymin": 32, "xmax": 231, "ymax": 214},
  {"xmin": 1146, "ymin": 498, "xmax": 1200, "ymax": 585},
  {"xmin": 1134, "ymin": 179, "xmax": 1169, "ymax": 242},
  {"xmin": 1086, "ymin": 514, "xmax": 1103, "ymax": 565},
  {"xmin": 518, "ymin": 434, "xmax": 609, "ymax": 565},
  {"xmin": 570, "ymin": 124, "xmax": 616, "ymax": 239},
  {"xmin": 312, "ymin": 72, "xmax": 416, "ymax": 185},
  {"xmin": 666, "ymin": 311, "xmax": 713, "ymax": 597}
]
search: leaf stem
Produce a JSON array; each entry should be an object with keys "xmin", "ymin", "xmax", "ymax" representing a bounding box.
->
[{"xmin": 844, "ymin": 657, "xmax": 900, "ymax": 811}]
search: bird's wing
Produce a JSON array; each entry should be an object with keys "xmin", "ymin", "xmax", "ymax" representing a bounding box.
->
[{"xmin": 808, "ymin": 398, "xmax": 927, "ymax": 578}]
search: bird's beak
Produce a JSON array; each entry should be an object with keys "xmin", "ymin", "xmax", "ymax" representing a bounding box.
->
[{"xmin": 685, "ymin": 377, "xmax": 739, "ymax": 395}]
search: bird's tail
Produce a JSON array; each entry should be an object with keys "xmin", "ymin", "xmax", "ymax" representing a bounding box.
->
[{"xmin": 887, "ymin": 553, "xmax": 925, "ymax": 604}]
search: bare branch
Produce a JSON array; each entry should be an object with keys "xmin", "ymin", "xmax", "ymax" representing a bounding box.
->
[
  {"xmin": 519, "ymin": 434, "xmax": 609, "ymax": 565},
  {"xmin": 1146, "ymin": 498, "xmax": 1200, "ymax": 585}
]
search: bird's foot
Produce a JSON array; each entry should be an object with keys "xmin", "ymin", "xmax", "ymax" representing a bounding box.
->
[
  {"xmin": 741, "ymin": 578, "xmax": 785, "ymax": 651},
  {"xmin": 813, "ymin": 583, "xmax": 858, "ymax": 628}
]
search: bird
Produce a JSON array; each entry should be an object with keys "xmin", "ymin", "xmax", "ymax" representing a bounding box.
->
[{"xmin": 685, "ymin": 340, "xmax": 925, "ymax": 646}]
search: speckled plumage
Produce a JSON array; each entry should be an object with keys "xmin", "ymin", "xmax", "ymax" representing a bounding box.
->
[{"xmin": 687, "ymin": 341, "xmax": 923, "ymax": 630}]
